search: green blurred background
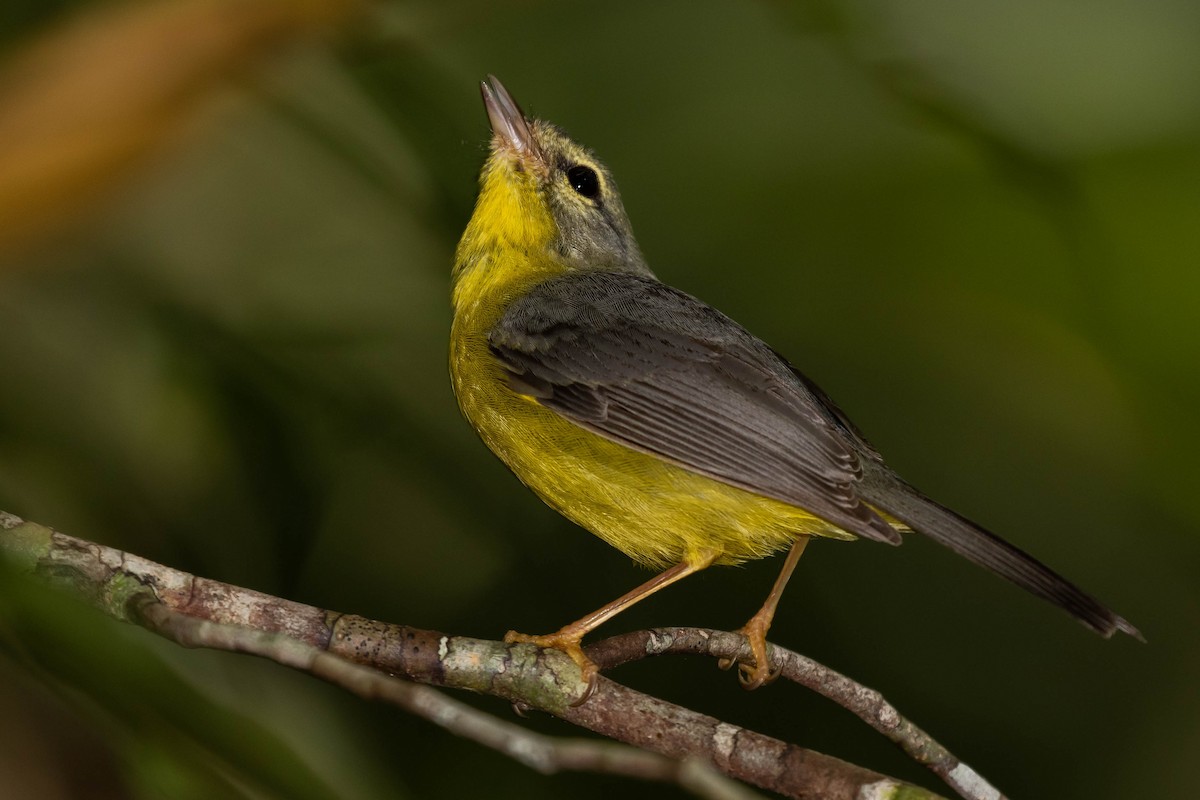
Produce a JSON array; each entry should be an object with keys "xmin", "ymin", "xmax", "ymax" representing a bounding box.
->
[{"xmin": 1, "ymin": 1, "xmax": 1197, "ymax": 797}]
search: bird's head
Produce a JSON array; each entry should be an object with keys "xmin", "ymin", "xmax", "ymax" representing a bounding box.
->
[{"xmin": 457, "ymin": 76, "xmax": 648, "ymax": 282}]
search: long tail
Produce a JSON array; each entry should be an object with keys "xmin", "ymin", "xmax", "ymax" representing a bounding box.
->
[{"xmin": 859, "ymin": 465, "xmax": 1143, "ymax": 640}]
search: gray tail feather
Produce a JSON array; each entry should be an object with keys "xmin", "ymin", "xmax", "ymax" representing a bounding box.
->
[{"xmin": 859, "ymin": 465, "xmax": 1143, "ymax": 641}]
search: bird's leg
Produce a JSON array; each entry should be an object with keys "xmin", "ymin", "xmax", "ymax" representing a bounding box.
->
[
  {"xmin": 506, "ymin": 550, "xmax": 717, "ymax": 703},
  {"xmin": 719, "ymin": 536, "xmax": 809, "ymax": 690}
]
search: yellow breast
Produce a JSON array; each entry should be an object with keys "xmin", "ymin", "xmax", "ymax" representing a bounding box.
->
[{"xmin": 449, "ymin": 249, "xmax": 849, "ymax": 571}]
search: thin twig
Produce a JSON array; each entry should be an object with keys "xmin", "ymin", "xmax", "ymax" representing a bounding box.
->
[{"xmin": 588, "ymin": 628, "xmax": 1006, "ymax": 800}]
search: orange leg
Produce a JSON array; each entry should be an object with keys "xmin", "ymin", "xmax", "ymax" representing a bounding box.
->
[
  {"xmin": 506, "ymin": 550, "xmax": 717, "ymax": 701},
  {"xmin": 719, "ymin": 536, "xmax": 809, "ymax": 690}
]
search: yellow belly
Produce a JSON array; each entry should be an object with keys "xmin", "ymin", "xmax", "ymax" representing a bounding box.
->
[{"xmin": 449, "ymin": 318, "xmax": 854, "ymax": 570}]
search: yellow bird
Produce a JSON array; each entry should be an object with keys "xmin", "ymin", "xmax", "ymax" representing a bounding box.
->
[{"xmin": 450, "ymin": 76, "xmax": 1140, "ymax": 693}]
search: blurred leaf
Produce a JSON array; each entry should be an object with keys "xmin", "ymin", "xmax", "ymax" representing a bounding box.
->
[
  {"xmin": 0, "ymin": 0, "xmax": 363, "ymax": 254},
  {"xmin": 0, "ymin": 559, "xmax": 351, "ymax": 800}
]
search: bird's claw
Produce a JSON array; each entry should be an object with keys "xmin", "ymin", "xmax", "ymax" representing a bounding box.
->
[
  {"xmin": 718, "ymin": 624, "xmax": 778, "ymax": 690},
  {"xmin": 735, "ymin": 659, "xmax": 781, "ymax": 690},
  {"xmin": 505, "ymin": 628, "xmax": 599, "ymax": 706}
]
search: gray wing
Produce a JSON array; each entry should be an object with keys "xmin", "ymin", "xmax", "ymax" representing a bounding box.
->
[{"xmin": 488, "ymin": 271, "xmax": 900, "ymax": 545}]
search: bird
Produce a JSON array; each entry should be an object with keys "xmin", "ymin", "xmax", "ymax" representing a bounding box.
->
[{"xmin": 449, "ymin": 75, "xmax": 1141, "ymax": 695}]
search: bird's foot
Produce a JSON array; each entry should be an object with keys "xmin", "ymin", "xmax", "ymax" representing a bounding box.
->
[
  {"xmin": 505, "ymin": 628, "xmax": 598, "ymax": 704},
  {"xmin": 717, "ymin": 615, "xmax": 780, "ymax": 690}
]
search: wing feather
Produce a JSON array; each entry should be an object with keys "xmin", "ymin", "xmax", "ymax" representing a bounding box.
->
[{"xmin": 489, "ymin": 271, "xmax": 900, "ymax": 544}]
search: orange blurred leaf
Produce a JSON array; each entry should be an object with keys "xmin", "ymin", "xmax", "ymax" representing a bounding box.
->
[{"xmin": 0, "ymin": 0, "xmax": 363, "ymax": 255}]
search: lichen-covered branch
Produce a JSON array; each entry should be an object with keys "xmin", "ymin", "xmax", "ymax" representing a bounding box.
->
[
  {"xmin": 0, "ymin": 510, "xmax": 962, "ymax": 800},
  {"xmin": 128, "ymin": 594, "xmax": 760, "ymax": 800}
]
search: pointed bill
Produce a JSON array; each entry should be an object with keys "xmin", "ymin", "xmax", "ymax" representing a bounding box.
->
[{"xmin": 481, "ymin": 75, "xmax": 543, "ymax": 166}]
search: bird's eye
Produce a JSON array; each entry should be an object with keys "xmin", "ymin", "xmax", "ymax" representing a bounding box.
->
[{"xmin": 566, "ymin": 165, "xmax": 600, "ymax": 199}]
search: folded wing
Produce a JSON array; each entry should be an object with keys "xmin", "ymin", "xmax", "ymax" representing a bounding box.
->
[{"xmin": 489, "ymin": 270, "xmax": 901, "ymax": 545}]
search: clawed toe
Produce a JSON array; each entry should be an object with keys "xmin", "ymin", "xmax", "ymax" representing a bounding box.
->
[
  {"xmin": 505, "ymin": 629, "xmax": 598, "ymax": 705},
  {"xmin": 718, "ymin": 625, "xmax": 779, "ymax": 691},
  {"xmin": 735, "ymin": 658, "xmax": 780, "ymax": 690}
]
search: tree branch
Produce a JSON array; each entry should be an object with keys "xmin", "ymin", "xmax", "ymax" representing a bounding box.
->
[
  {"xmin": 0, "ymin": 510, "xmax": 997, "ymax": 799},
  {"xmin": 588, "ymin": 630, "xmax": 1002, "ymax": 800},
  {"xmin": 129, "ymin": 593, "xmax": 760, "ymax": 800}
]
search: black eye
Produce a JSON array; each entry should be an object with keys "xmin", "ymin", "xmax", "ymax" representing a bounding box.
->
[{"xmin": 566, "ymin": 165, "xmax": 600, "ymax": 199}]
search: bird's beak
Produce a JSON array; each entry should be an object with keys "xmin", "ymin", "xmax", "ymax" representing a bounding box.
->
[{"xmin": 481, "ymin": 75, "xmax": 543, "ymax": 168}]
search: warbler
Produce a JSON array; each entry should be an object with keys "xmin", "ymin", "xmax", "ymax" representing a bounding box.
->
[{"xmin": 450, "ymin": 76, "xmax": 1140, "ymax": 693}]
